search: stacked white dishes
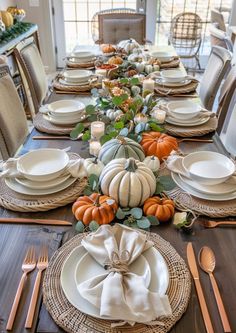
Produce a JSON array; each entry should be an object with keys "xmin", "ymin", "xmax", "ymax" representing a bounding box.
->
[
  {"xmin": 60, "ymin": 244, "xmax": 169, "ymax": 319},
  {"xmin": 171, "ymin": 151, "xmax": 236, "ymax": 201},
  {"xmin": 60, "ymin": 69, "xmax": 93, "ymax": 87},
  {"xmin": 150, "ymin": 51, "xmax": 174, "ymax": 63},
  {"xmin": 165, "ymin": 100, "xmax": 209, "ymax": 126},
  {"xmin": 5, "ymin": 149, "xmax": 77, "ymax": 195},
  {"xmin": 42, "ymin": 100, "xmax": 86, "ymax": 125},
  {"xmin": 156, "ymin": 69, "xmax": 190, "ymax": 87},
  {"xmin": 68, "ymin": 51, "xmax": 95, "ymax": 64}
]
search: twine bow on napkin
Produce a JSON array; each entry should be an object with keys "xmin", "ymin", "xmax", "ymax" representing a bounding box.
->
[{"xmin": 78, "ymin": 224, "xmax": 172, "ymax": 325}]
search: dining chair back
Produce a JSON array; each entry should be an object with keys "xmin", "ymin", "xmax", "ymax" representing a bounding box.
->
[
  {"xmin": 199, "ymin": 46, "xmax": 231, "ymax": 110},
  {"xmin": 0, "ymin": 65, "xmax": 28, "ymax": 159},
  {"xmin": 211, "ymin": 8, "xmax": 227, "ymax": 32},
  {"xmin": 93, "ymin": 10, "xmax": 147, "ymax": 45},
  {"xmin": 222, "ymin": 100, "xmax": 236, "ymax": 158},
  {"xmin": 14, "ymin": 37, "xmax": 48, "ymax": 115}
]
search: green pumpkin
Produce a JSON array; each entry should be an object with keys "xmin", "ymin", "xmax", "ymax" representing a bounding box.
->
[{"xmin": 98, "ymin": 136, "xmax": 145, "ymax": 165}]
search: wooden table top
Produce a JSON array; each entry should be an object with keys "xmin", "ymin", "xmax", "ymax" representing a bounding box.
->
[{"xmin": 0, "ymin": 91, "xmax": 236, "ymax": 333}]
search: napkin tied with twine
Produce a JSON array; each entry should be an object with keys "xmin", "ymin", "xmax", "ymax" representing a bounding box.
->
[{"xmin": 78, "ymin": 224, "xmax": 172, "ymax": 325}]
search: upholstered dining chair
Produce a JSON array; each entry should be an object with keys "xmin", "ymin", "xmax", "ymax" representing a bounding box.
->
[
  {"xmin": 199, "ymin": 46, "xmax": 231, "ymax": 110},
  {"xmin": 0, "ymin": 65, "xmax": 28, "ymax": 160},
  {"xmin": 92, "ymin": 10, "xmax": 147, "ymax": 45},
  {"xmin": 13, "ymin": 37, "xmax": 48, "ymax": 117}
]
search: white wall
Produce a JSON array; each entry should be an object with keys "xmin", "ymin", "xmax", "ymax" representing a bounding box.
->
[
  {"xmin": 146, "ymin": 0, "xmax": 157, "ymax": 43},
  {"xmin": 16, "ymin": 0, "xmax": 56, "ymax": 72},
  {"xmin": 0, "ymin": 0, "xmax": 16, "ymax": 10}
]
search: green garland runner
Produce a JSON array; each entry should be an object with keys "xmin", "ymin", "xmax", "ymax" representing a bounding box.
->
[{"xmin": 0, "ymin": 22, "xmax": 35, "ymax": 45}]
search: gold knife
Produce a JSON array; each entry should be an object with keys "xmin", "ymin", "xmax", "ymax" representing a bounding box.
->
[
  {"xmin": 187, "ymin": 242, "xmax": 214, "ymax": 333},
  {"xmin": 0, "ymin": 217, "xmax": 72, "ymax": 226}
]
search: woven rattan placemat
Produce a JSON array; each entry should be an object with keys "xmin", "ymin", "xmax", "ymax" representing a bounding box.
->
[
  {"xmin": 0, "ymin": 154, "xmax": 87, "ymax": 212},
  {"xmin": 66, "ymin": 61, "xmax": 95, "ymax": 69},
  {"xmin": 53, "ymin": 77, "xmax": 101, "ymax": 93},
  {"xmin": 155, "ymin": 81, "xmax": 198, "ymax": 96},
  {"xmin": 165, "ymin": 117, "xmax": 218, "ymax": 137},
  {"xmin": 43, "ymin": 231, "xmax": 191, "ymax": 333},
  {"xmin": 160, "ymin": 57, "xmax": 180, "ymax": 69},
  {"xmin": 33, "ymin": 113, "xmax": 90, "ymax": 135}
]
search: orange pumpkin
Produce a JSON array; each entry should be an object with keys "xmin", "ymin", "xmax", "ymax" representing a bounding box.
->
[
  {"xmin": 72, "ymin": 193, "xmax": 118, "ymax": 225},
  {"xmin": 108, "ymin": 56, "xmax": 123, "ymax": 65},
  {"xmin": 102, "ymin": 44, "xmax": 116, "ymax": 54},
  {"xmin": 141, "ymin": 131, "xmax": 178, "ymax": 160},
  {"xmin": 143, "ymin": 196, "xmax": 175, "ymax": 222}
]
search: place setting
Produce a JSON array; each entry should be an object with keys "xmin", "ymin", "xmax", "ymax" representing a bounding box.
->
[
  {"xmin": 0, "ymin": 148, "xmax": 87, "ymax": 212},
  {"xmin": 150, "ymin": 51, "xmax": 180, "ymax": 68},
  {"xmin": 66, "ymin": 50, "xmax": 96, "ymax": 69},
  {"xmin": 164, "ymin": 150, "xmax": 236, "ymax": 217},
  {"xmin": 43, "ymin": 223, "xmax": 191, "ymax": 333}
]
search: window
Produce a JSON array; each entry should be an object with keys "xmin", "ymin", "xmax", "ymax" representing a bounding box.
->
[{"xmin": 63, "ymin": 0, "xmax": 137, "ymax": 53}]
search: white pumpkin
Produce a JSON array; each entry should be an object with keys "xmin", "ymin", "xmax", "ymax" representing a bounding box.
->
[
  {"xmin": 118, "ymin": 38, "xmax": 140, "ymax": 54},
  {"xmin": 98, "ymin": 136, "xmax": 145, "ymax": 165},
  {"xmin": 84, "ymin": 157, "xmax": 104, "ymax": 177},
  {"xmin": 106, "ymin": 109, "xmax": 123, "ymax": 121},
  {"xmin": 100, "ymin": 158, "xmax": 156, "ymax": 207},
  {"xmin": 145, "ymin": 64, "xmax": 153, "ymax": 74},
  {"xmin": 135, "ymin": 61, "xmax": 145, "ymax": 73},
  {"xmin": 143, "ymin": 155, "xmax": 160, "ymax": 172},
  {"xmin": 153, "ymin": 64, "xmax": 160, "ymax": 71}
]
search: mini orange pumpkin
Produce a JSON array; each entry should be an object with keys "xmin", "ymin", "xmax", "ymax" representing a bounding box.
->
[
  {"xmin": 143, "ymin": 196, "xmax": 175, "ymax": 222},
  {"xmin": 108, "ymin": 56, "xmax": 123, "ymax": 65},
  {"xmin": 141, "ymin": 131, "xmax": 178, "ymax": 160},
  {"xmin": 102, "ymin": 44, "xmax": 116, "ymax": 54},
  {"xmin": 72, "ymin": 193, "xmax": 118, "ymax": 225}
]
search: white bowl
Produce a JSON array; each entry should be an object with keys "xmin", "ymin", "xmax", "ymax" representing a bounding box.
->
[
  {"xmin": 70, "ymin": 51, "xmax": 95, "ymax": 60},
  {"xmin": 182, "ymin": 151, "xmax": 235, "ymax": 185},
  {"xmin": 167, "ymin": 101, "xmax": 201, "ymax": 120},
  {"xmin": 17, "ymin": 149, "xmax": 69, "ymax": 182},
  {"xmin": 160, "ymin": 69, "xmax": 186, "ymax": 83},
  {"xmin": 48, "ymin": 100, "xmax": 85, "ymax": 117},
  {"xmin": 63, "ymin": 70, "xmax": 92, "ymax": 83},
  {"xmin": 150, "ymin": 51, "xmax": 173, "ymax": 62}
]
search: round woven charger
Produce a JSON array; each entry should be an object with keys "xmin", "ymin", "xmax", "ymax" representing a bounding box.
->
[
  {"xmin": 165, "ymin": 117, "xmax": 218, "ymax": 137},
  {"xmin": 53, "ymin": 78, "xmax": 101, "ymax": 93},
  {"xmin": 43, "ymin": 231, "xmax": 191, "ymax": 333},
  {"xmin": 160, "ymin": 57, "xmax": 180, "ymax": 69},
  {"xmin": 66, "ymin": 61, "xmax": 95, "ymax": 69},
  {"xmin": 33, "ymin": 113, "xmax": 90, "ymax": 135},
  {"xmin": 155, "ymin": 81, "xmax": 198, "ymax": 96},
  {"xmin": 0, "ymin": 154, "xmax": 87, "ymax": 212}
]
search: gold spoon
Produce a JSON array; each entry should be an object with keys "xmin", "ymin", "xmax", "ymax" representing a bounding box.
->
[{"xmin": 198, "ymin": 246, "xmax": 231, "ymax": 332}]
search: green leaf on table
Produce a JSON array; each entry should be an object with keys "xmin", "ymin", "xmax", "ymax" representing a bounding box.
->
[
  {"xmin": 100, "ymin": 115, "xmax": 111, "ymax": 124},
  {"xmin": 82, "ymin": 130, "xmax": 91, "ymax": 141},
  {"xmin": 114, "ymin": 121, "xmax": 124, "ymax": 129},
  {"xmin": 85, "ymin": 104, "xmax": 96, "ymax": 114},
  {"xmin": 137, "ymin": 217, "xmax": 151, "ymax": 229},
  {"xmin": 130, "ymin": 77, "xmax": 140, "ymax": 86},
  {"xmin": 123, "ymin": 220, "xmax": 131, "ymax": 227},
  {"xmin": 89, "ymin": 220, "xmax": 100, "ymax": 232},
  {"xmin": 147, "ymin": 215, "xmax": 160, "ymax": 226},
  {"xmin": 70, "ymin": 123, "xmax": 84, "ymax": 139},
  {"xmin": 145, "ymin": 123, "xmax": 150, "ymax": 131},
  {"xmin": 119, "ymin": 78, "xmax": 129, "ymax": 85},
  {"xmin": 88, "ymin": 174, "xmax": 99, "ymax": 190},
  {"xmin": 119, "ymin": 127, "xmax": 129, "ymax": 136},
  {"xmin": 120, "ymin": 93, "xmax": 129, "ymax": 102},
  {"xmin": 75, "ymin": 221, "xmax": 85, "ymax": 233},
  {"xmin": 87, "ymin": 114, "xmax": 97, "ymax": 122},
  {"xmin": 116, "ymin": 207, "xmax": 126, "ymax": 219},
  {"xmin": 155, "ymin": 182, "xmax": 165, "ymax": 195},
  {"xmin": 149, "ymin": 122, "xmax": 163, "ymax": 132},
  {"xmin": 83, "ymin": 187, "xmax": 93, "ymax": 195},
  {"xmin": 112, "ymin": 96, "xmax": 123, "ymax": 106},
  {"xmin": 159, "ymin": 175, "xmax": 176, "ymax": 191},
  {"xmin": 130, "ymin": 207, "xmax": 143, "ymax": 219}
]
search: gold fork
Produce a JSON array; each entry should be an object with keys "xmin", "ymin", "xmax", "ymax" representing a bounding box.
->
[
  {"xmin": 6, "ymin": 246, "xmax": 36, "ymax": 330},
  {"xmin": 25, "ymin": 245, "xmax": 48, "ymax": 328}
]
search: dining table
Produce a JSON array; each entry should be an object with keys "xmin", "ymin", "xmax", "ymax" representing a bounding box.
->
[{"xmin": 0, "ymin": 45, "xmax": 236, "ymax": 333}]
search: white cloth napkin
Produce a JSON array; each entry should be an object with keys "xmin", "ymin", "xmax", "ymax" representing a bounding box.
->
[
  {"xmin": 165, "ymin": 151, "xmax": 236, "ymax": 185},
  {"xmin": 78, "ymin": 224, "xmax": 172, "ymax": 324},
  {"xmin": 0, "ymin": 156, "xmax": 87, "ymax": 179}
]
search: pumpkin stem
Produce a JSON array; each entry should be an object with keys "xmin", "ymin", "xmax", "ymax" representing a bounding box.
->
[
  {"xmin": 93, "ymin": 156, "xmax": 98, "ymax": 164},
  {"xmin": 125, "ymin": 158, "xmax": 138, "ymax": 172},
  {"xmin": 116, "ymin": 135, "xmax": 126, "ymax": 145},
  {"xmin": 94, "ymin": 194, "xmax": 101, "ymax": 206}
]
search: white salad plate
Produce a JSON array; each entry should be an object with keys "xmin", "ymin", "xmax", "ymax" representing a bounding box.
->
[
  {"xmin": 171, "ymin": 172, "xmax": 236, "ymax": 201},
  {"xmin": 5, "ymin": 176, "xmax": 76, "ymax": 196},
  {"xmin": 70, "ymin": 51, "xmax": 95, "ymax": 59},
  {"xmin": 61, "ymin": 245, "xmax": 169, "ymax": 320},
  {"xmin": 59, "ymin": 78, "xmax": 90, "ymax": 87},
  {"xmin": 160, "ymin": 69, "xmax": 186, "ymax": 83},
  {"xmin": 48, "ymin": 100, "xmax": 85, "ymax": 116},
  {"xmin": 156, "ymin": 78, "xmax": 191, "ymax": 87},
  {"xmin": 166, "ymin": 115, "xmax": 209, "ymax": 127},
  {"xmin": 167, "ymin": 100, "xmax": 201, "ymax": 120},
  {"xmin": 182, "ymin": 151, "xmax": 235, "ymax": 185},
  {"xmin": 15, "ymin": 174, "xmax": 71, "ymax": 190},
  {"xmin": 63, "ymin": 70, "xmax": 92, "ymax": 83},
  {"xmin": 179, "ymin": 174, "xmax": 236, "ymax": 195},
  {"xmin": 44, "ymin": 113, "xmax": 86, "ymax": 125},
  {"xmin": 75, "ymin": 251, "xmax": 151, "ymax": 289},
  {"xmin": 17, "ymin": 149, "xmax": 69, "ymax": 182}
]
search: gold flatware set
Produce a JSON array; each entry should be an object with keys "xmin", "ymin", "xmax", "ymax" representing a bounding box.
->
[
  {"xmin": 6, "ymin": 245, "xmax": 49, "ymax": 330},
  {"xmin": 187, "ymin": 242, "xmax": 231, "ymax": 333}
]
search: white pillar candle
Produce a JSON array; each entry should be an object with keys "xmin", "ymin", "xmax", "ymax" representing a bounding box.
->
[
  {"xmin": 152, "ymin": 109, "xmax": 166, "ymax": 124},
  {"xmin": 143, "ymin": 78, "xmax": 155, "ymax": 92},
  {"xmin": 89, "ymin": 140, "xmax": 101, "ymax": 156},
  {"xmin": 91, "ymin": 121, "xmax": 105, "ymax": 139},
  {"xmin": 95, "ymin": 69, "xmax": 107, "ymax": 82}
]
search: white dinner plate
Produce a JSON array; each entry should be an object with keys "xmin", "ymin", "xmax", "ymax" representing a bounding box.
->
[
  {"xmin": 59, "ymin": 78, "xmax": 90, "ymax": 86},
  {"xmin": 15, "ymin": 174, "xmax": 71, "ymax": 190},
  {"xmin": 179, "ymin": 174, "xmax": 236, "ymax": 195},
  {"xmin": 166, "ymin": 115, "xmax": 210, "ymax": 127},
  {"xmin": 61, "ymin": 245, "xmax": 169, "ymax": 320},
  {"xmin": 48, "ymin": 100, "xmax": 85, "ymax": 115},
  {"xmin": 43, "ymin": 114, "xmax": 87, "ymax": 125},
  {"xmin": 156, "ymin": 78, "xmax": 191, "ymax": 87},
  {"xmin": 63, "ymin": 69, "xmax": 92, "ymax": 81},
  {"xmin": 171, "ymin": 172, "xmax": 236, "ymax": 201},
  {"xmin": 5, "ymin": 176, "xmax": 77, "ymax": 196}
]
